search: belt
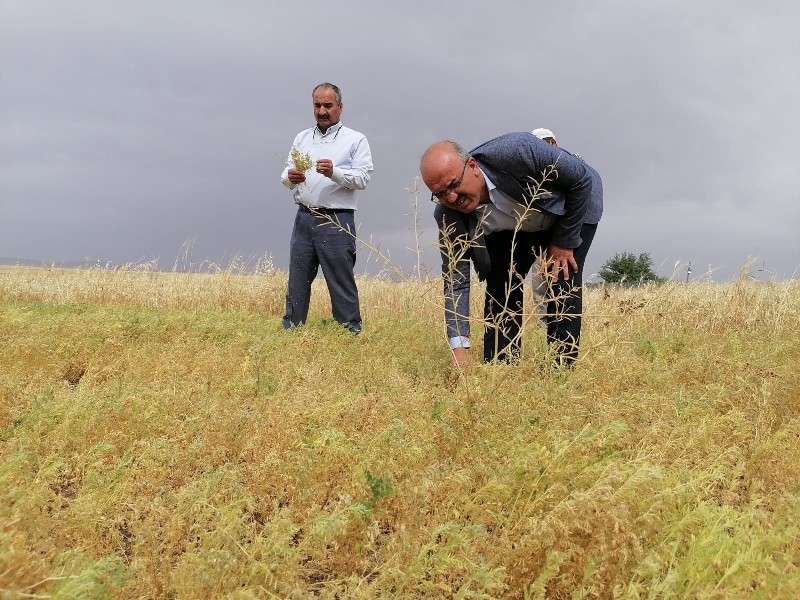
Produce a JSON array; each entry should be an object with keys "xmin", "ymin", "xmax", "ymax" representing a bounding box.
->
[{"xmin": 297, "ymin": 204, "xmax": 354, "ymax": 215}]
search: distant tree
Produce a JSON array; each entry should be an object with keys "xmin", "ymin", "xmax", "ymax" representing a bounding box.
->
[{"xmin": 598, "ymin": 252, "xmax": 664, "ymax": 284}]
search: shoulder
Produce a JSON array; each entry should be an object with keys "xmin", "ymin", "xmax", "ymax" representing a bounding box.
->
[
  {"xmin": 470, "ymin": 132, "xmax": 534, "ymax": 155},
  {"xmin": 563, "ymin": 149, "xmax": 583, "ymax": 161},
  {"xmin": 339, "ymin": 125, "xmax": 368, "ymax": 140},
  {"xmin": 560, "ymin": 148, "xmax": 601, "ymax": 180},
  {"xmin": 293, "ymin": 127, "xmax": 315, "ymax": 142}
]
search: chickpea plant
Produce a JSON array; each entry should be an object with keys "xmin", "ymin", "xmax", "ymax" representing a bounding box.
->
[{"xmin": 291, "ymin": 147, "xmax": 315, "ymax": 174}]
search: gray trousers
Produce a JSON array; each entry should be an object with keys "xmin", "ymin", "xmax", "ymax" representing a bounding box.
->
[{"xmin": 282, "ymin": 208, "xmax": 362, "ymax": 333}]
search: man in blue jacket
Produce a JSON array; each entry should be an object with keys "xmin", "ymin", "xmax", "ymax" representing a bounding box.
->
[{"xmin": 420, "ymin": 133, "xmax": 603, "ymax": 367}]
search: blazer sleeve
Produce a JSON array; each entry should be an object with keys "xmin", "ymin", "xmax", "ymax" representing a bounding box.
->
[
  {"xmin": 545, "ymin": 149, "xmax": 594, "ymax": 248},
  {"xmin": 435, "ymin": 206, "xmax": 472, "ymax": 341},
  {"xmin": 474, "ymin": 133, "xmax": 595, "ymax": 248}
]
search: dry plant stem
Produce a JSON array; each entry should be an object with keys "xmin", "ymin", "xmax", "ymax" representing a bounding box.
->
[{"xmin": 405, "ymin": 178, "xmax": 427, "ymax": 281}]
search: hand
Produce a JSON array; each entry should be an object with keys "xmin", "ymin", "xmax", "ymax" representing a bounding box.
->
[
  {"xmin": 547, "ymin": 244, "xmax": 578, "ymax": 280},
  {"xmin": 316, "ymin": 159, "xmax": 333, "ymax": 178},
  {"xmin": 451, "ymin": 347, "xmax": 469, "ymax": 367},
  {"xmin": 287, "ymin": 168, "xmax": 306, "ymax": 184}
]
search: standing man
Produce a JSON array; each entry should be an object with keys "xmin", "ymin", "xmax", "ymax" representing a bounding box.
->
[
  {"xmin": 280, "ymin": 82, "xmax": 373, "ymax": 334},
  {"xmin": 420, "ymin": 133, "xmax": 603, "ymax": 367}
]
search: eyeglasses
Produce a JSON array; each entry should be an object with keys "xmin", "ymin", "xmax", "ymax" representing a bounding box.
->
[{"xmin": 430, "ymin": 158, "xmax": 469, "ymax": 204}]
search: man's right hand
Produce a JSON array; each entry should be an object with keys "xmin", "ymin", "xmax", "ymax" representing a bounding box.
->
[
  {"xmin": 451, "ymin": 347, "xmax": 469, "ymax": 367},
  {"xmin": 287, "ymin": 168, "xmax": 306, "ymax": 184}
]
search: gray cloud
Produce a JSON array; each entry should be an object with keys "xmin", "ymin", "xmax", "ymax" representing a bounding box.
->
[{"xmin": 2, "ymin": 1, "xmax": 798, "ymax": 280}]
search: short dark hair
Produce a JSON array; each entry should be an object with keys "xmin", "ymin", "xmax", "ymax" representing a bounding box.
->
[{"xmin": 313, "ymin": 82, "xmax": 342, "ymax": 104}]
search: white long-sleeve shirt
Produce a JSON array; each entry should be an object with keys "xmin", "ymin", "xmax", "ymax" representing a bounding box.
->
[
  {"xmin": 280, "ymin": 122, "xmax": 373, "ymax": 210},
  {"xmin": 477, "ymin": 168, "xmax": 555, "ymax": 234}
]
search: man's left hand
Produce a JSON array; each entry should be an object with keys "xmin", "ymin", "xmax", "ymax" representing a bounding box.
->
[
  {"xmin": 316, "ymin": 159, "xmax": 333, "ymax": 178},
  {"xmin": 547, "ymin": 244, "xmax": 577, "ymax": 279}
]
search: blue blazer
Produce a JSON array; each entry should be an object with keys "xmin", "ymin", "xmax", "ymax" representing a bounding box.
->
[
  {"xmin": 434, "ymin": 132, "xmax": 603, "ymax": 342},
  {"xmin": 435, "ymin": 131, "xmax": 603, "ymax": 280}
]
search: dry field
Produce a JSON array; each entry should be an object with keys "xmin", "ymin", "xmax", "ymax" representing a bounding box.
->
[{"xmin": 1, "ymin": 264, "xmax": 799, "ymax": 598}]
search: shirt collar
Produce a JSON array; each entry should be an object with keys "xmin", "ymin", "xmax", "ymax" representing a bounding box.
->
[
  {"xmin": 480, "ymin": 167, "xmax": 497, "ymax": 192},
  {"xmin": 315, "ymin": 122, "xmax": 343, "ymax": 137},
  {"xmin": 478, "ymin": 167, "xmax": 498, "ymax": 207}
]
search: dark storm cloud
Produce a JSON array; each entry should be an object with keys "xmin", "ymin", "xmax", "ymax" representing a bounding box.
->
[{"xmin": 1, "ymin": 1, "xmax": 798, "ymax": 279}]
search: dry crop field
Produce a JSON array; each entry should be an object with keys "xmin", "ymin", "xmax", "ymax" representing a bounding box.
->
[{"xmin": 1, "ymin": 264, "xmax": 799, "ymax": 598}]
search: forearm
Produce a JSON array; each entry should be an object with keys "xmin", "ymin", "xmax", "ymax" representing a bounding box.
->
[
  {"xmin": 281, "ymin": 169, "xmax": 296, "ymax": 189},
  {"xmin": 330, "ymin": 166, "xmax": 370, "ymax": 190},
  {"xmin": 330, "ymin": 138, "xmax": 372, "ymax": 190},
  {"xmin": 549, "ymin": 153, "xmax": 593, "ymax": 247},
  {"xmin": 443, "ymin": 256, "xmax": 472, "ymax": 346}
]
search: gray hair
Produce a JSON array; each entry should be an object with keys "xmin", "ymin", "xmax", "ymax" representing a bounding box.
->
[
  {"xmin": 312, "ymin": 82, "xmax": 342, "ymax": 104},
  {"xmin": 446, "ymin": 141, "xmax": 470, "ymax": 160}
]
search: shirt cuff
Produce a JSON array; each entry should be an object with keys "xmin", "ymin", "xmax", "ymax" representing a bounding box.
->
[
  {"xmin": 449, "ymin": 336, "xmax": 471, "ymax": 350},
  {"xmin": 330, "ymin": 167, "xmax": 345, "ymax": 186}
]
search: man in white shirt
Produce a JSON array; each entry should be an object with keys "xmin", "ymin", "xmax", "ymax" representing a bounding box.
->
[{"xmin": 280, "ymin": 83, "xmax": 373, "ymax": 333}]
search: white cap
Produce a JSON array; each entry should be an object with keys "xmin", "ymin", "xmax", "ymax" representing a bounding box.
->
[{"xmin": 532, "ymin": 128, "xmax": 555, "ymax": 140}]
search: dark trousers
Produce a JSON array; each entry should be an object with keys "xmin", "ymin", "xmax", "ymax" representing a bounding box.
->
[
  {"xmin": 483, "ymin": 223, "xmax": 597, "ymax": 364},
  {"xmin": 282, "ymin": 209, "xmax": 362, "ymax": 333}
]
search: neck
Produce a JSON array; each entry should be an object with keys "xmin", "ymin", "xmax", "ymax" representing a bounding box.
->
[{"xmin": 317, "ymin": 122, "xmax": 340, "ymax": 135}]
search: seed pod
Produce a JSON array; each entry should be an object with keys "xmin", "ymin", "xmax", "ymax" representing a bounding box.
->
[{"xmin": 291, "ymin": 147, "xmax": 315, "ymax": 173}]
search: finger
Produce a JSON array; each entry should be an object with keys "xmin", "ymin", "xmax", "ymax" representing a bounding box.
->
[{"xmin": 568, "ymin": 256, "xmax": 578, "ymax": 271}]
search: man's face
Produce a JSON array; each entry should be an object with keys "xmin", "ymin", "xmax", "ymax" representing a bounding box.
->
[
  {"xmin": 313, "ymin": 88, "xmax": 342, "ymax": 132},
  {"xmin": 422, "ymin": 153, "xmax": 486, "ymax": 214}
]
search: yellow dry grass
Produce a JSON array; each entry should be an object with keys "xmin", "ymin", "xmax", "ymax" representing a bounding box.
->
[{"xmin": 1, "ymin": 264, "xmax": 799, "ymax": 598}]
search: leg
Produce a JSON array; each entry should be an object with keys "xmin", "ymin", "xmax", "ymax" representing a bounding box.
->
[
  {"xmin": 545, "ymin": 223, "xmax": 597, "ymax": 365},
  {"xmin": 314, "ymin": 212, "xmax": 362, "ymax": 333},
  {"xmin": 483, "ymin": 230, "xmax": 539, "ymax": 362},
  {"xmin": 282, "ymin": 211, "xmax": 319, "ymax": 329}
]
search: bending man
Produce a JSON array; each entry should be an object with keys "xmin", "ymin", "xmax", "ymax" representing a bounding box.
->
[{"xmin": 420, "ymin": 133, "xmax": 603, "ymax": 366}]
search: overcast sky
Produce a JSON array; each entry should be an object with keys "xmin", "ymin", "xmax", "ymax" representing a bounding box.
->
[{"xmin": 2, "ymin": 1, "xmax": 798, "ymax": 281}]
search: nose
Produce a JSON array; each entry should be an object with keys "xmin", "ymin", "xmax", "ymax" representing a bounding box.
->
[{"xmin": 442, "ymin": 190, "xmax": 458, "ymax": 203}]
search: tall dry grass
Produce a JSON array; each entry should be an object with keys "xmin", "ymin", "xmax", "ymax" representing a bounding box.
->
[{"xmin": 1, "ymin": 264, "xmax": 799, "ymax": 598}]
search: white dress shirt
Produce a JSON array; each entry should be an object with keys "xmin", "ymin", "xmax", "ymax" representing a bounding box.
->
[
  {"xmin": 281, "ymin": 122, "xmax": 373, "ymax": 210},
  {"xmin": 476, "ymin": 168, "xmax": 555, "ymax": 234}
]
